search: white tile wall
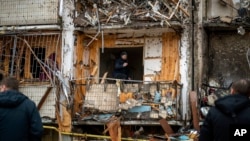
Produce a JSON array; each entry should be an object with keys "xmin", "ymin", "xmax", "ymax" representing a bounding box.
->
[{"xmin": 0, "ymin": 0, "xmax": 58, "ymax": 26}]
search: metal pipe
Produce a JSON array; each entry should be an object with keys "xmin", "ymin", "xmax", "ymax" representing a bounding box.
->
[
  {"xmin": 19, "ymin": 32, "xmax": 61, "ymax": 36},
  {"xmin": 191, "ymin": 0, "xmax": 196, "ymax": 91},
  {"xmin": 72, "ymin": 77, "xmax": 183, "ymax": 86},
  {"xmin": 101, "ymin": 30, "xmax": 104, "ymax": 53},
  {"xmin": 86, "ymin": 4, "xmax": 101, "ymax": 47},
  {"xmin": 43, "ymin": 126, "xmax": 148, "ymax": 141},
  {"xmin": 10, "ymin": 35, "xmax": 17, "ymax": 76},
  {"xmin": 0, "ymin": 25, "xmax": 61, "ymax": 31}
]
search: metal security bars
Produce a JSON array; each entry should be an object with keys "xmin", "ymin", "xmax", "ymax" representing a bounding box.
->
[{"xmin": 0, "ymin": 33, "xmax": 61, "ymax": 85}]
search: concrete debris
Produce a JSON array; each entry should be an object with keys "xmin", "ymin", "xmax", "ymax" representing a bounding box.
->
[
  {"xmin": 206, "ymin": 15, "xmax": 250, "ymax": 26},
  {"xmin": 74, "ymin": 0, "xmax": 189, "ymax": 27},
  {"xmin": 149, "ymin": 123, "xmax": 199, "ymax": 141},
  {"xmin": 220, "ymin": 16, "xmax": 232, "ymax": 23},
  {"xmin": 119, "ymin": 98, "xmax": 142, "ymax": 110}
]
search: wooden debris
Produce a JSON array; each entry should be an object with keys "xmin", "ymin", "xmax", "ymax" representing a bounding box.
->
[
  {"xmin": 104, "ymin": 117, "xmax": 121, "ymax": 141},
  {"xmin": 61, "ymin": 105, "xmax": 72, "ymax": 132},
  {"xmin": 169, "ymin": 0, "xmax": 190, "ymax": 17},
  {"xmin": 75, "ymin": 0, "xmax": 189, "ymax": 27},
  {"xmin": 37, "ymin": 87, "xmax": 53, "ymax": 110},
  {"xmin": 159, "ymin": 119, "xmax": 174, "ymax": 135},
  {"xmin": 101, "ymin": 72, "xmax": 108, "ymax": 84},
  {"xmin": 190, "ymin": 91, "xmax": 200, "ymax": 131},
  {"xmin": 90, "ymin": 65, "xmax": 98, "ymax": 77}
]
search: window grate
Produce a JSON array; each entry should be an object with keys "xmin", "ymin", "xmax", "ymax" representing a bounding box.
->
[{"xmin": 0, "ymin": 33, "xmax": 61, "ymax": 85}]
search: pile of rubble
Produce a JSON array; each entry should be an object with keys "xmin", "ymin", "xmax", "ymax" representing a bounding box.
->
[
  {"xmin": 100, "ymin": 116, "xmax": 199, "ymax": 141},
  {"xmin": 81, "ymin": 81, "xmax": 182, "ymax": 122},
  {"xmin": 74, "ymin": 0, "xmax": 189, "ymax": 27}
]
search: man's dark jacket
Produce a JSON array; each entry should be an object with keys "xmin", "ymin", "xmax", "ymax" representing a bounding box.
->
[
  {"xmin": 200, "ymin": 94, "xmax": 250, "ymax": 141},
  {"xmin": 0, "ymin": 90, "xmax": 43, "ymax": 141},
  {"xmin": 113, "ymin": 58, "xmax": 129, "ymax": 79}
]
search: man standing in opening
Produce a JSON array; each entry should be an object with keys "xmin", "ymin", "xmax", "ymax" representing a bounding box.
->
[
  {"xmin": 113, "ymin": 51, "xmax": 130, "ymax": 80},
  {"xmin": 0, "ymin": 77, "xmax": 43, "ymax": 141},
  {"xmin": 200, "ymin": 79, "xmax": 250, "ymax": 141}
]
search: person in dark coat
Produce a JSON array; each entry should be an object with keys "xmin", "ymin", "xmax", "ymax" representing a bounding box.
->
[
  {"xmin": 0, "ymin": 77, "xmax": 43, "ymax": 141},
  {"xmin": 113, "ymin": 51, "xmax": 130, "ymax": 80},
  {"xmin": 200, "ymin": 79, "xmax": 250, "ymax": 141}
]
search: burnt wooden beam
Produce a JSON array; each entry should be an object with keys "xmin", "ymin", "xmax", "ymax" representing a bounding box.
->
[
  {"xmin": 169, "ymin": 0, "xmax": 189, "ymax": 17},
  {"xmin": 159, "ymin": 118, "xmax": 174, "ymax": 135}
]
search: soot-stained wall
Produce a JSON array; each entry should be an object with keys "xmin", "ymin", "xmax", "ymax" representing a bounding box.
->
[{"xmin": 208, "ymin": 32, "xmax": 250, "ymax": 87}]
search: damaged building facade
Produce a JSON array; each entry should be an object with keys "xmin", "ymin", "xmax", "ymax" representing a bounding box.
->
[
  {"xmin": 73, "ymin": 0, "xmax": 190, "ymax": 124},
  {"xmin": 195, "ymin": 0, "xmax": 250, "ymax": 116},
  {"xmin": 1, "ymin": 0, "xmax": 249, "ymax": 140}
]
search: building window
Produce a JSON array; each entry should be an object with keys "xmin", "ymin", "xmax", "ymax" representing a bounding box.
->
[{"xmin": 30, "ymin": 48, "xmax": 46, "ymax": 79}]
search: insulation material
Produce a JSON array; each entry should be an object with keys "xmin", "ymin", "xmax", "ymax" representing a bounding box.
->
[
  {"xmin": 20, "ymin": 86, "xmax": 56, "ymax": 118},
  {"xmin": 0, "ymin": 0, "xmax": 58, "ymax": 26}
]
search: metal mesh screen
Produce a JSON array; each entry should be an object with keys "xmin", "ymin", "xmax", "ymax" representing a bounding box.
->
[
  {"xmin": 0, "ymin": 33, "xmax": 61, "ymax": 84},
  {"xmin": 0, "ymin": 0, "xmax": 58, "ymax": 25},
  {"xmin": 20, "ymin": 86, "xmax": 56, "ymax": 118}
]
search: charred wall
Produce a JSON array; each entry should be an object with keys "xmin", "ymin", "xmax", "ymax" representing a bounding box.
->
[{"xmin": 208, "ymin": 31, "xmax": 250, "ymax": 87}]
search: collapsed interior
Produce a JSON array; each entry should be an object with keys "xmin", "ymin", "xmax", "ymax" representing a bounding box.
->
[{"xmin": 71, "ymin": 29, "xmax": 185, "ymax": 126}]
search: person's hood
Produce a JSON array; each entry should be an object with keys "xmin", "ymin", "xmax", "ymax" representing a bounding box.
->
[
  {"xmin": 0, "ymin": 90, "xmax": 27, "ymax": 107},
  {"xmin": 215, "ymin": 94, "xmax": 250, "ymax": 116}
]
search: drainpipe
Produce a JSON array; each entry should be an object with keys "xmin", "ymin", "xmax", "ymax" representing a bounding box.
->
[
  {"xmin": 0, "ymin": 25, "xmax": 60, "ymax": 31},
  {"xmin": 191, "ymin": 0, "xmax": 196, "ymax": 91},
  {"xmin": 59, "ymin": 0, "xmax": 64, "ymax": 17}
]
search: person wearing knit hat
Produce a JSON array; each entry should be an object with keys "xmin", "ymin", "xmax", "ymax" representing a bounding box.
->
[{"xmin": 113, "ymin": 51, "xmax": 130, "ymax": 80}]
